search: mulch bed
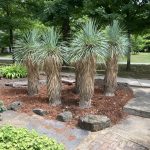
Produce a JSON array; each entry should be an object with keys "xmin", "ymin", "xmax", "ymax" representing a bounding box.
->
[{"xmin": 0, "ymin": 77, "xmax": 133, "ymax": 128}]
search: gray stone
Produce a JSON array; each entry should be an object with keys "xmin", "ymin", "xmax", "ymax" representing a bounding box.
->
[
  {"xmin": 0, "ymin": 100, "xmax": 7, "ymax": 113},
  {"xmin": 124, "ymin": 96, "xmax": 150, "ymax": 118},
  {"xmin": 0, "ymin": 100, "xmax": 4, "ymax": 107},
  {"xmin": 79, "ymin": 115, "xmax": 111, "ymax": 132},
  {"xmin": 0, "ymin": 111, "xmax": 89, "ymax": 150},
  {"xmin": 0, "ymin": 106, "xmax": 7, "ymax": 112},
  {"xmin": 57, "ymin": 111, "xmax": 73, "ymax": 122},
  {"xmin": 32, "ymin": 109, "xmax": 48, "ymax": 116},
  {"xmin": 7, "ymin": 101, "xmax": 23, "ymax": 111},
  {"xmin": 61, "ymin": 77, "xmax": 75, "ymax": 85}
]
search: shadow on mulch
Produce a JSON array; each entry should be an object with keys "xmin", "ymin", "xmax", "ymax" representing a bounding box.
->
[{"xmin": 0, "ymin": 79, "xmax": 133, "ymax": 127}]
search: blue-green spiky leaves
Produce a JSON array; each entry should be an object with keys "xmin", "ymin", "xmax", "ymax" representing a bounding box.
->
[
  {"xmin": 68, "ymin": 19, "xmax": 108, "ymax": 63},
  {"xmin": 105, "ymin": 20, "xmax": 129, "ymax": 58}
]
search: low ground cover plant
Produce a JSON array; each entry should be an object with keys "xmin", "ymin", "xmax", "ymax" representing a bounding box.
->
[
  {"xmin": 0, "ymin": 64, "xmax": 27, "ymax": 79},
  {"xmin": 0, "ymin": 125, "xmax": 64, "ymax": 150}
]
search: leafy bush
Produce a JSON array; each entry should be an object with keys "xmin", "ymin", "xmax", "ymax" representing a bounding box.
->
[
  {"xmin": 0, "ymin": 125, "xmax": 65, "ymax": 150},
  {"xmin": 0, "ymin": 64, "xmax": 27, "ymax": 79}
]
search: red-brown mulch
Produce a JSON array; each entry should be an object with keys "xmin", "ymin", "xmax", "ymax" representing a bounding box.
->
[{"xmin": 0, "ymin": 78, "xmax": 133, "ymax": 128}]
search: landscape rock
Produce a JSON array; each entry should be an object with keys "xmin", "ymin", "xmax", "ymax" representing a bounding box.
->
[
  {"xmin": 61, "ymin": 77, "xmax": 75, "ymax": 85},
  {"xmin": 0, "ymin": 100, "xmax": 4, "ymax": 107},
  {"xmin": 33, "ymin": 108, "xmax": 48, "ymax": 116},
  {"xmin": 0, "ymin": 100, "xmax": 7, "ymax": 113},
  {"xmin": 0, "ymin": 115, "xmax": 2, "ymax": 121},
  {"xmin": 57, "ymin": 111, "xmax": 73, "ymax": 122},
  {"xmin": 79, "ymin": 115, "xmax": 111, "ymax": 132},
  {"xmin": 7, "ymin": 101, "xmax": 23, "ymax": 111},
  {"xmin": 0, "ymin": 106, "xmax": 7, "ymax": 112}
]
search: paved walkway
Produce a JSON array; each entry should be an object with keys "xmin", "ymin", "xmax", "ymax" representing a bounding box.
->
[
  {"xmin": 0, "ymin": 111, "xmax": 89, "ymax": 150},
  {"xmin": 61, "ymin": 72, "xmax": 150, "ymax": 88},
  {"xmin": 0, "ymin": 112, "xmax": 149, "ymax": 150},
  {"xmin": 76, "ymin": 87, "xmax": 150, "ymax": 150},
  {"xmin": 1, "ymin": 74, "xmax": 150, "ymax": 149},
  {"xmin": 76, "ymin": 115, "xmax": 150, "ymax": 150},
  {"xmin": 0, "ymin": 57, "xmax": 13, "ymax": 64}
]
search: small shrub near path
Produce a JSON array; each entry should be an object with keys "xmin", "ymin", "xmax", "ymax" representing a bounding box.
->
[
  {"xmin": 0, "ymin": 64, "xmax": 27, "ymax": 79},
  {"xmin": 0, "ymin": 125, "xmax": 65, "ymax": 150}
]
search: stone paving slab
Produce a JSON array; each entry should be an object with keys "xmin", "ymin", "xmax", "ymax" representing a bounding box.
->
[
  {"xmin": 76, "ymin": 115, "xmax": 150, "ymax": 150},
  {"xmin": 124, "ymin": 96, "xmax": 150, "ymax": 118},
  {"xmin": 1, "ymin": 111, "xmax": 150, "ymax": 150},
  {"xmin": 137, "ymin": 79, "xmax": 150, "ymax": 88},
  {"xmin": 132, "ymin": 87, "xmax": 150, "ymax": 97},
  {"xmin": 0, "ymin": 111, "xmax": 89, "ymax": 150}
]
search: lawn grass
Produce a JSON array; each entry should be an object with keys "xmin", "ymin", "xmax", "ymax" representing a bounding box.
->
[
  {"xmin": 120, "ymin": 53, "xmax": 150, "ymax": 63},
  {"xmin": 0, "ymin": 53, "xmax": 12, "ymax": 58}
]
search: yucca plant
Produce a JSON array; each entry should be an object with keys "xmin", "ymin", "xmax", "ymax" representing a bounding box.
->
[
  {"xmin": 36, "ymin": 27, "xmax": 63, "ymax": 106},
  {"xmin": 14, "ymin": 29, "xmax": 39, "ymax": 96},
  {"xmin": 69, "ymin": 19, "xmax": 107, "ymax": 108},
  {"xmin": 104, "ymin": 20, "xmax": 129, "ymax": 96}
]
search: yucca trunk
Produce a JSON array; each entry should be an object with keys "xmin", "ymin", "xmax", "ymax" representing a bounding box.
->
[
  {"xmin": 104, "ymin": 55, "xmax": 118, "ymax": 96},
  {"xmin": 25, "ymin": 58, "xmax": 39, "ymax": 96},
  {"xmin": 44, "ymin": 56, "xmax": 62, "ymax": 106},
  {"xmin": 74, "ymin": 62, "xmax": 81, "ymax": 94},
  {"xmin": 79, "ymin": 56, "xmax": 96, "ymax": 108}
]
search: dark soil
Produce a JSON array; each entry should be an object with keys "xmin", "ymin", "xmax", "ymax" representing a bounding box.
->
[{"xmin": 0, "ymin": 76, "xmax": 133, "ymax": 128}]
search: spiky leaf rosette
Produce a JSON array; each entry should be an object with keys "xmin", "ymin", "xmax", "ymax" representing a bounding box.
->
[
  {"xmin": 14, "ymin": 29, "xmax": 40, "ymax": 63},
  {"xmin": 105, "ymin": 20, "xmax": 129, "ymax": 58},
  {"xmin": 35, "ymin": 27, "xmax": 64, "ymax": 65},
  {"xmin": 68, "ymin": 19, "xmax": 108, "ymax": 63}
]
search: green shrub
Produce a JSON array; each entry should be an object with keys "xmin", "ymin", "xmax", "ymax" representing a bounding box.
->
[
  {"xmin": 0, "ymin": 64, "xmax": 27, "ymax": 79},
  {"xmin": 0, "ymin": 125, "xmax": 65, "ymax": 150}
]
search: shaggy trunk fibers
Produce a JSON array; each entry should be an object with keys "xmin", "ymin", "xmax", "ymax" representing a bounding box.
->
[
  {"xmin": 104, "ymin": 55, "xmax": 118, "ymax": 96},
  {"xmin": 25, "ymin": 58, "xmax": 39, "ymax": 96},
  {"xmin": 79, "ymin": 56, "xmax": 96, "ymax": 108},
  {"xmin": 74, "ymin": 62, "xmax": 81, "ymax": 94},
  {"xmin": 44, "ymin": 56, "xmax": 62, "ymax": 105}
]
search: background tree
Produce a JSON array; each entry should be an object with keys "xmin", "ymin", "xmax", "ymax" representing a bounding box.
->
[
  {"xmin": 131, "ymin": 35, "xmax": 146, "ymax": 54},
  {"xmin": 14, "ymin": 29, "xmax": 39, "ymax": 96},
  {"xmin": 0, "ymin": 0, "xmax": 33, "ymax": 52},
  {"xmin": 43, "ymin": 0, "xmax": 83, "ymax": 40},
  {"xmin": 83, "ymin": 0, "xmax": 150, "ymax": 70},
  {"xmin": 104, "ymin": 20, "xmax": 129, "ymax": 96}
]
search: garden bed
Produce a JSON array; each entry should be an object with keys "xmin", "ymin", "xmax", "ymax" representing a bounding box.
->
[{"xmin": 0, "ymin": 76, "xmax": 133, "ymax": 127}]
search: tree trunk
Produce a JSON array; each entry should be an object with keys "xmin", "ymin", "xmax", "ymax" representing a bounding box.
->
[
  {"xmin": 9, "ymin": 29, "xmax": 15, "ymax": 63},
  {"xmin": 62, "ymin": 16, "xmax": 70, "ymax": 41},
  {"xmin": 79, "ymin": 56, "xmax": 96, "ymax": 108},
  {"xmin": 9, "ymin": 29, "xmax": 13, "ymax": 52},
  {"xmin": 74, "ymin": 62, "xmax": 81, "ymax": 94},
  {"xmin": 44, "ymin": 56, "xmax": 62, "ymax": 106},
  {"xmin": 126, "ymin": 32, "xmax": 131, "ymax": 71},
  {"xmin": 104, "ymin": 55, "xmax": 118, "ymax": 96},
  {"xmin": 25, "ymin": 58, "xmax": 39, "ymax": 96}
]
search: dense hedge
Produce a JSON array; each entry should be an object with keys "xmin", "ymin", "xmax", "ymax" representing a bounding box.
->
[{"xmin": 0, "ymin": 125, "xmax": 65, "ymax": 150}]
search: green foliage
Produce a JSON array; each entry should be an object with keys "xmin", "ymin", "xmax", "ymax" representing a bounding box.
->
[
  {"xmin": 0, "ymin": 64, "xmax": 27, "ymax": 79},
  {"xmin": 0, "ymin": 125, "xmax": 64, "ymax": 150},
  {"xmin": 68, "ymin": 19, "xmax": 108, "ymax": 63},
  {"xmin": 36, "ymin": 27, "xmax": 64, "ymax": 63},
  {"xmin": 131, "ymin": 35, "xmax": 146, "ymax": 54},
  {"xmin": 14, "ymin": 29, "xmax": 40, "ymax": 63},
  {"xmin": 105, "ymin": 20, "xmax": 129, "ymax": 58}
]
